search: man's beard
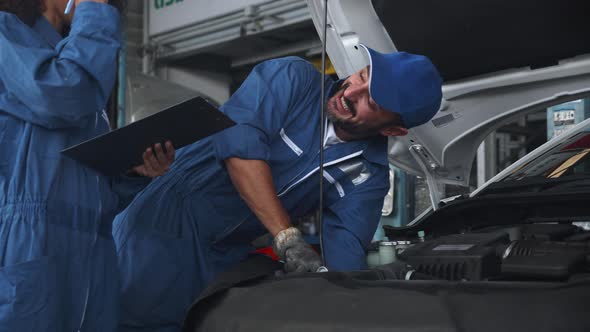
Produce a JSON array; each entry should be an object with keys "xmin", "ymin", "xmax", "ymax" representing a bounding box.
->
[
  {"xmin": 325, "ymin": 100, "xmax": 382, "ymax": 140},
  {"xmin": 324, "ymin": 83, "xmax": 384, "ymax": 140},
  {"xmin": 332, "ymin": 118, "xmax": 381, "ymax": 140},
  {"xmin": 325, "ymin": 83, "xmax": 353, "ymax": 122}
]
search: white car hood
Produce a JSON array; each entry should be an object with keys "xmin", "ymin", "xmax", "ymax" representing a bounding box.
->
[{"xmin": 306, "ymin": 0, "xmax": 590, "ymax": 188}]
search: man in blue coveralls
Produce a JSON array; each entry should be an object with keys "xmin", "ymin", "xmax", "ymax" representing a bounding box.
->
[{"xmin": 113, "ymin": 45, "xmax": 443, "ymax": 331}]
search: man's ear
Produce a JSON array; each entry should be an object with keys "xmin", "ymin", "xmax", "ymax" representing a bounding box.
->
[{"xmin": 380, "ymin": 126, "xmax": 408, "ymax": 137}]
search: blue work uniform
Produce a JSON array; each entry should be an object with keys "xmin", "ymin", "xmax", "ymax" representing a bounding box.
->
[
  {"xmin": 0, "ymin": 3, "xmax": 148, "ymax": 331},
  {"xmin": 113, "ymin": 57, "xmax": 390, "ymax": 332}
]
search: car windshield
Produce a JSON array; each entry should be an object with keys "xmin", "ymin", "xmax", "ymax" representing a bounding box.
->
[{"xmin": 481, "ymin": 131, "xmax": 590, "ymax": 194}]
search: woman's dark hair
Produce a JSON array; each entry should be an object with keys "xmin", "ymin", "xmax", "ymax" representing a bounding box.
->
[
  {"xmin": 0, "ymin": 0, "xmax": 44, "ymax": 26},
  {"xmin": 0, "ymin": 1, "xmax": 127, "ymax": 27},
  {"xmin": 109, "ymin": 0, "xmax": 126, "ymax": 13}
]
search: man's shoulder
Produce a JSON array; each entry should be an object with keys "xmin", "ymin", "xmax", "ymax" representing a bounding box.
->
[{"xmin": 257, "ymin": 56, "xmax": 318, "ymax": 74}]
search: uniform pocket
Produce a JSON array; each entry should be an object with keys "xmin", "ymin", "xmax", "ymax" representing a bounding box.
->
[{"xmin": 0, "ymin": 256, "xmax": 57, "ymax": 332}]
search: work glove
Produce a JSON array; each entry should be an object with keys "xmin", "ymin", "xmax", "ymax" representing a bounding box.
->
[{"xmin": 273, "ymin": 227, "xmax": 323, "ymax": 273}]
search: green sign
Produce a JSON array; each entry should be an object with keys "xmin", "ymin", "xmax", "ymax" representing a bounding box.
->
[{"xmin": 154, "ymin": 0, "xmax": 183, "ymax": 10}]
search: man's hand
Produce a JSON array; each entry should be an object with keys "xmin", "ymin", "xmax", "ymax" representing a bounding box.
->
[
  {"xmin": 284, "ymin": 242, "xmax": 323, "ymax": 273},
  {"xmin": 273, "ymin": 227, "xmax": 322, "ymax": 273},
  {"xmin": 132, "ymin": 141, "xmax": 175, "ymax": 178}
]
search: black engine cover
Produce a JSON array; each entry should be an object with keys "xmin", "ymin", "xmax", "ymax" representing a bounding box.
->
[{"xmin": 399, "ymin": 232, "xmax": 509, "ymax": 280}]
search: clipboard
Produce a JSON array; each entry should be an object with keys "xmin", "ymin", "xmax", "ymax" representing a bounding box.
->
[{"xmin": 62, "ymin": 96, "xmax": 235, "ymax": 176}]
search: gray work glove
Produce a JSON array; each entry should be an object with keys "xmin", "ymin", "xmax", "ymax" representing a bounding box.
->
[{"xmin": 273, "ymin": 227, "xmax": 322, "ymax": 273}]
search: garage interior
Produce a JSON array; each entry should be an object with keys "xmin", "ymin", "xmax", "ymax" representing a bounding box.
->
[{"xmin": 118, "ymin": 0, "xmax": 589, "ymax": 230}]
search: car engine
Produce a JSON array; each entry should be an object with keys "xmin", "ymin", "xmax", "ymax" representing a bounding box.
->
[{"xmin": 382, "ymin": 223, "xmax": 590, "ymax": 282}]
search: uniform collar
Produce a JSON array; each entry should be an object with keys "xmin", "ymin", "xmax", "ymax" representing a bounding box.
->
[{"xmin": 32, "ymin": 16, "xmax": 63, "ymax": 48}]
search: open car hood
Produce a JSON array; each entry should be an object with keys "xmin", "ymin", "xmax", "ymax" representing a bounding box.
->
[{"xmin": 306, "ymin": 0, "xmax": 590, "ymax": 188}]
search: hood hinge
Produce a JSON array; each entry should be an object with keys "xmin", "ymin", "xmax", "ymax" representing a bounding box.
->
[{"xmin": 409, "ymin": 144, "xmax": 444, "ymax": 210}]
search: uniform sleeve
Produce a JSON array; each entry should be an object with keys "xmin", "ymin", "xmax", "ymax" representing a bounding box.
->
[
  {"xmin": 321, "ymin": 167, "xmax": 390, "ymax": 271},
  {"xmin": 212, "ymin": 58, "xmax": 318, "ymax": 161},
  {"xmin": 0, "ymin": 2, "xmax": 120, "ymax": 128}
]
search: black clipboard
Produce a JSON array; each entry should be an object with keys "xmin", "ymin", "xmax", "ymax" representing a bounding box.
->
[{"xmin": 62, "ymin": 96, "xmax": 235, "ymax": 176}]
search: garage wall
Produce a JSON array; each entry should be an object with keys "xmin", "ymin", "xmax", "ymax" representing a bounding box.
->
[
  {"xmin": 144, "ymin": 0, "xmax": 313, "ymax": 107},
  {"xmin": 156, "ymin": 65, "xmax": 231, "ymax": 105},
  {"xmin": 149, "ymin": 0, "xmax": 272, "ymax": 36}
]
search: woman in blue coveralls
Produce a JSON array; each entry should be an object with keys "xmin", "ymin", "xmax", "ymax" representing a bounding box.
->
[
  {"xmin": 113, "ymin": 46, "xmax": 442, "ymax": 331},
  {"xmin": 0, "ymin": 0, "xmax": 175, "ymax": 331}
]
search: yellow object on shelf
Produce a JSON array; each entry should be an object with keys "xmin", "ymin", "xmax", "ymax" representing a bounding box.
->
[{"xmin": 309, "ymin": 57, "xmax": 336, "ymax": 75}]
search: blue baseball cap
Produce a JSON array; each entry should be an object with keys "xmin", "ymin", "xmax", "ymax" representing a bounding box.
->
[{"xmin": 359, "ymin": 45, "xmax": 443, "ymax": 129}]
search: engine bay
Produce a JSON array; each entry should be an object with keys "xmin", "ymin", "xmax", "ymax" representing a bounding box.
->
[{"xmin": 379, "ymin": 223, "xmax": 590, "ymax": 282}]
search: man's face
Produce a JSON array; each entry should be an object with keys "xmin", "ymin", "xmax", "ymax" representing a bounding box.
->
[{"xmin": 326, "ymin": 66, "xmax": 406, "ymax": 140}]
